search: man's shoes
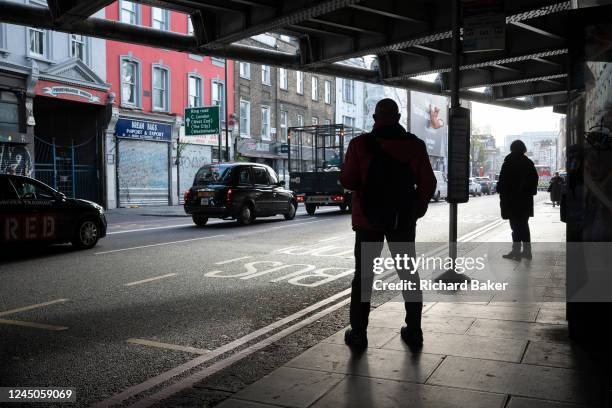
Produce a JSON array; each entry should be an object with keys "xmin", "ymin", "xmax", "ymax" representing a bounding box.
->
[
  {"xmin": 400, "ymin": 327, "xmax": 423, "ymax": 351},
  {"xmin": 502, "ymin": 252, "xmax": 522, "ymax": 261},
  {"xmin": 344, "ymin": 329, "xmax": 368, "ymax": 351}
]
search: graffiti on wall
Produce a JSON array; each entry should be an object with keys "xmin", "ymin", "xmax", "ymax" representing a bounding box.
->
[
  {"xmin": 0, "ymin": 144, "xmax": 33, "ymax": 176},
  {"xmin": 179, "ymin": 144, "xmax": 213, "ymax": 193}
]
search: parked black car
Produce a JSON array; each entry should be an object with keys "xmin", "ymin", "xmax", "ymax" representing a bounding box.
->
[
  {"xmin": 0, "ymin": 174, "xmax": 107, "ymax": 249},
  {"xmin": 184, "ymin": 163, "xmax": 297, "ymax": 226}
]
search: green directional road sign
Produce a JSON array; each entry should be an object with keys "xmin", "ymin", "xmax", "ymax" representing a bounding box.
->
[{"xmin": 185, "ymin": 106, "xmax": 220, "ymax": 136}]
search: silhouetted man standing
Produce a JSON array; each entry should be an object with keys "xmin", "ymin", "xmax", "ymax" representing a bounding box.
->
[
  {"xmin": 340, "ymin": 99, "xmax": 436, "ymax": 351},
  {"xmin": 497, "ymin": 140, "xmax": 539, "ymax": 260}
]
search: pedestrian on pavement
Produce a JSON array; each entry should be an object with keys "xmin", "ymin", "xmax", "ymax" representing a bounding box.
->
[
  {"xmin": 548, "ymin": 171, "xmax": 563, "ymax": 208},
  {"xmin": 497, "ymin": 140, "xmax": 539, "ymax": 261},
  {"xmin": 340, "ymin": 98, "xmax": 436, "ymax": 352}
]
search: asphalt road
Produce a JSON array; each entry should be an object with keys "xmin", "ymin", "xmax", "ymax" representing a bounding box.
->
[{"xmin": 0, "ymin": 193, "xmax": 526, "ymax": 407}]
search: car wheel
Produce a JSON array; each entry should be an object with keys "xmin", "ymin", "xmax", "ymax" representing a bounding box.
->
[
  {"xmin": 284, "ymin": 202, "xmax": 297, "ymax": 220},
  {"xmin": 192, "ymin": 215, "xmax": 208, "ymax": 227},
  {"xmin": 434, "ymin": 191, "xmax": 440, "ymax": 202},
  {"xmin": 339, "ymin": 204, "xmax": 348, "ymax": 212},
  {"xmin": 237, "ymin": 203, "xmax": 255, "ymax": 225},
  {"xmin": 306, "ymin": 204, "xmax": 317, "ymax": 215},
  {"xmin": 72, "ymin": 219, "xmax": 99, "ymax": 249}
]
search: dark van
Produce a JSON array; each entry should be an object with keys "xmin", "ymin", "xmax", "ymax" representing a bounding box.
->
[{"xmin": 183, "ymin": 163, "xmax": 297, "ymax": 226}]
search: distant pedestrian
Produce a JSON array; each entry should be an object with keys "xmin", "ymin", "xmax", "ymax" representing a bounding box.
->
[
  {"xmin": 497, "ymin": 140, "xmax": 539, "ymax": 261},
  {"xmin": 340, "ymin": 98, "xmax": 436, "ymax": 352},
  {"xmin": 548, "ymin": 172, "xmax": 563, "ymax": 207}
]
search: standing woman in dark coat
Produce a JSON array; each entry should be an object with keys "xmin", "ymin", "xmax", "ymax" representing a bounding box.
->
[
  {"xmin": 497, "ymin": 140, "xmax": 539, "ymax": 260},
  {"xmin": 548, "ymin": 172, "xmax": 563, "ymax": 207}
]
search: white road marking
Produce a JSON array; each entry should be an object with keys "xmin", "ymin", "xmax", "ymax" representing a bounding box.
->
[
  {"xmin": 127, "ymin": 298, "xmax": 352, "ymax": 408},
  {"xmin": 0, "ymin": 318, "xmax": 68, "ymax": 331},
  {"xmin": 0, "ymin": 298, "xmax": 69, "ymax": 317},
  {"xmin": 95, "ymin": 235, "xmax": 225, "ymax": 255},
  {"xmin": 214, "ymin": 256, "xmax": 252, "ymax": 265},
  {"xmin": 108, "ymin": 224, "xmax": 194, "ymax": 235},
  {"xmin": 267, "ymin": 220, "xmax": 324, "ymax": 230},
  {"xmin": 93, "ymin": 217, "xmax": 509, "ymax": 407},
  {"xmin": 127, "ymin": 338, "xmax": 209, "ymax": 355},
  {"xmin": 124, "ymin": 274, "xmax": 178, "ymax": 287}
]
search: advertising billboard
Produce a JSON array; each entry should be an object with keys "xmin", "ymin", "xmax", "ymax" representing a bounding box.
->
[{"xmin": 410, "ymin": 91, "xmax": 449, "ymax": 159}]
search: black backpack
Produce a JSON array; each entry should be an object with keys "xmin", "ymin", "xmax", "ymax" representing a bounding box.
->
[{"xmin": 360, "ymin": 134, "xmax": 417, "ymax": 230}]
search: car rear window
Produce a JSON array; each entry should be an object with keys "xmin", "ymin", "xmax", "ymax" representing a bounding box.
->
[{"xmin": 194, "ymin": 165, "xmax": 233, "ymax": 185}]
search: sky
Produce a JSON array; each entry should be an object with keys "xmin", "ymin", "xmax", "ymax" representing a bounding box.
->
[{"xmin": 471, "ymin": 102, "xmax": 565, "ymax": 146}]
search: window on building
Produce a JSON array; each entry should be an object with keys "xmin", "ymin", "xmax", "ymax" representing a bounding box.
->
[
  {"xmin": 211, "ymin": 57, "xmax": 225, "ymax": 67},
  {"xmin": 311, "ymin": 76, "xmax": 319, "ymax": 101},
  {"xmin": 261, "ymin": 106, "xmax": 270, "ymax": 140},
  {"xmin": 261, "ymin": 65, "xmax": 271, "ymax": 85},
  {"xmin": 28, "ymin": 27, "xmax": 46, "ymax": 57},
  {"xmin": 279, "ymin": 68, "xmax": 287, "ymax": 90},
  {"xmin": 324, "ymin": 119, "xmax": 332, "ymax": 126},
  {"xmin": 343, "ymin": 79, "xmax": 355, "ymax": 104},
  {"xmin": 188, "ymin": 75, "xmax": 202, "ymax": 108},
  {"xmin": 297, "ymin": 114, "xmax": 304, "ymax": 127},
  {"xmin": 312, "ymin": 117, "xmax": 319, "ymax": 125},
  {"xmin": 239, "ymin": 62, "xmax": 250, "ymax": 80},
  {"xmin": 152, "ymin": 7, "xmax": 169, "ymax": 30},
  {"xmin": 0, "ymin": 23, "xmax": 6, "ymax": 51},
  {"xmin": 120, "ymin": 1, "xmax": 139, "ymax": 25},
  {"xmin": 240, "ymin": 99, "xmax": 250, "ymax": 137},
  {"xmin": 120, "ymin": 58, "xmax": 140, "ymax": 106},
  {"xmin": 324, "ymin": 80, "xmax": 332, "ymax": 104},
  {"xmin": 70, "ymin": 34, "xmax": 87, "ymax": 63},
  {"xmin": 342, "ymin": 115, "xmax": 356, "ymax": 128},
  {"xmin": 280, "ymin": 111, "xmax": 288, "ymax": 142},
  {"xmin": 0, "ymin": 91, "xmax": 19, "ymax": 133},
  {"xmin": 187, "ymin": 17, "xmax": 194, "ymax": 35},
  {"xmin": 152, "ymin": 65, "xmax": 169, "ymax": 111},
  {"xmin": 211, "ymin": 80, "xmax": 225, "ymax": 122},
  {"xmin": 296, "ymin": 71, "xmax": 304, "ymax": 94}
]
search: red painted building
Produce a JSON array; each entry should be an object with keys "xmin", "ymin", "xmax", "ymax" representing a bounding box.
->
[{"xmin": 103, "ymin": 1, "xmax": 234, "ymax": 208}]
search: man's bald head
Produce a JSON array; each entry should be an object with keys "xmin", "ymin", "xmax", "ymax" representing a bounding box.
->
[{"xmin": 373, "ymin": 98, "xmax": 401, "ymax": 126}]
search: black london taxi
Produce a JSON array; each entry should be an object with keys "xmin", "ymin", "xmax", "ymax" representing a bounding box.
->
[
  {"xmin": 0, "ymin": 174, "xmax": 107, "ymax": 249},
  {"xmin": 184, "ymin": 163, "xmax": 297, "ymax": 226}
]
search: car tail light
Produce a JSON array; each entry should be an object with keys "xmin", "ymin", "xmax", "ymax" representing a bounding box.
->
[
  {"xmin": 332, "ymin": 195, "xmax": 344, "ymax": 202},
  {"xmin": 226, "ymin": 188, "xmax": 233, "ymax": 202},
  {"xmin": 297, "ymin": 195, "xmax": 305, "ymax": 203},
  {"xmin": 183, "ymin": 189, "xmax": 191, "ymax": 202}
]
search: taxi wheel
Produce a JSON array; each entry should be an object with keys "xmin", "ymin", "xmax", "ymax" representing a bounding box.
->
[
  {"xmin": 192, "ymin": 215, "xmax": 208, "ymax": 227},
  {"xmin": 72, "ymin": 219, "xmax": 99, "ymax": 249},
  {"xmin": 284, "ymin": 202, "xmax": 297, "ymax": 220},
  {"xmin": 237, "ymin": 204, "xmax": 255, "ymax": 225},
  {"xmin": 306, "ymin": 204, "xmax": 317, "ymax": 215},
  {"xmin": 339, "ymin": 204, "xmax": 348, "ymax": 212}
]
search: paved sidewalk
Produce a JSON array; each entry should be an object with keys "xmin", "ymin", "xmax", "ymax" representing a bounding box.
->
[{"xmin": 214, "ymin": 204, "xmax": 605, "ymax": 408}]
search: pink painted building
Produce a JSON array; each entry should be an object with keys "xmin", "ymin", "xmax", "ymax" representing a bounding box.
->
[{"xmin": 103, "ymin": 1, "xmax": 234, "ymax": 208}]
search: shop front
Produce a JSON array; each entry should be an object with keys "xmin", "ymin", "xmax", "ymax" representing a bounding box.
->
[
  {"xmin": 30, "ymin": 60, "xmax": 110, "ymax": 205},
  {"xmin": 115, "ymin": 116, "xmax": 174, "ymax": 206},
  {"xmin": 0, "ymin": 73, "xmax": 32, "ymax": 178}
]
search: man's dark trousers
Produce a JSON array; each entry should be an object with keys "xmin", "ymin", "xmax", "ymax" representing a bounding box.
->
[
  {"xmin": 509, "ymin": 216, "xmax": 531, "ymax": 253},
  {"xmin": 350, "ymin": 225, "xmax": 423, "ymax": 335}
]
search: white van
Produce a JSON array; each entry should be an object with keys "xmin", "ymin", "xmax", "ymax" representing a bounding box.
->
[{"xmin": 433, "ymin": 171, "xmax": 448, "ymax": 202}]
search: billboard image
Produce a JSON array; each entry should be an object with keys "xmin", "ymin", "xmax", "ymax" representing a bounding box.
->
[{"xmin": 410, "ymin": 91, "xmax": 449, "ymax": 159}]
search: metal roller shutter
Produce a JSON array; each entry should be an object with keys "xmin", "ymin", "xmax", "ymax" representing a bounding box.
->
[{"xmin": 118, "ymin": 139, "xmax": 169, "ymax": 206}]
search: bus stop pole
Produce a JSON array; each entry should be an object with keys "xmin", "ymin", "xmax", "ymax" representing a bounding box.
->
[{"xmin": 449, "ymin": 0, "xmax": 460, "ymax": 268}]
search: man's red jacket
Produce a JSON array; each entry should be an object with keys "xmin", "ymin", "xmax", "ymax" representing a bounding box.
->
[{"xmin": 340, "ymin": 124, "xmax": 437, "ymax": 231}]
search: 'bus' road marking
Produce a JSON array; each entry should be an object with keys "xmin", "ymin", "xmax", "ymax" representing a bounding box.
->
[
  {"xmin": 95, "ymin": 217, "xmax": 507, "ymax": 408},
  {"xmin": 95, "ymin": 235, "xmax": 226, "ymax": 255},
  {"xmin": 0, "ymin": 319, "xmax": 68, "ymax": 331},
  {"xmin": 214, "ymin": 256, "xmax": 252, "ymax": 265},
  {"xmin": 127, "ymin": 339, "xmax": 209, "ymax": 355},
  {"xmin": 124, "ymin": 274, "xmax": 178, "ymax": 287},
  {"xmin": 0, "ymin": 298, "xmax": 69, "ymax": 317}
]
